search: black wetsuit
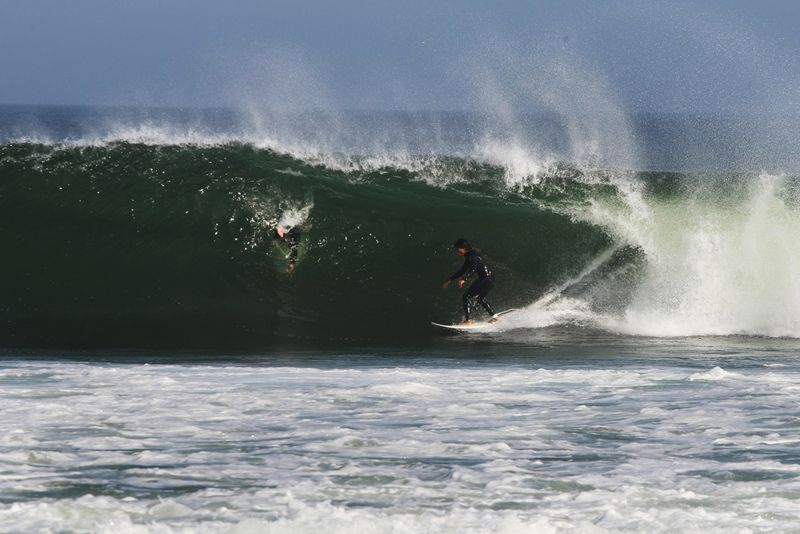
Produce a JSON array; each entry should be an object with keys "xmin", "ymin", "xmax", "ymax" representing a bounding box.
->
[
  {"xmin": 278, "ymin": 226, "xmax": 301, "ymax": 266},
  {"xmin": 449, "ymin": 249, "xmax": 497, "ymax": 320}
]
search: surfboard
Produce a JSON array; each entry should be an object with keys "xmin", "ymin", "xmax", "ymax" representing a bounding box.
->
[
  {"xmin": 272, "ymin": 239, "xmax": 308, "ymax": 273},
  {"xmin": 431, "ymin": 309, "xmax": 520, "ymax": 331},
  {"xmin": 430, "ymin": 321, "xmax": 496, "ymax": 331}
]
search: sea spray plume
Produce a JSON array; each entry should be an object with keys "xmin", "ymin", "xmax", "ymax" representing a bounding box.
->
[
  {"xmin": 220, "ymin": 46, "xmax": 461, "ymax": 179},
  {"xmin": 463, "ymin": 37, "xmax": 653, "ymax": 241},
  {"xmin": 227, "ymin": 44, "xmax": 346, "ymax": 158},
  {"xmin": 212, "ymin": 49, "xmax": 445, "ymax": 184},
  {"xmin": 513, "ymin": 170, "xmax": 800, "ymax": 338},
  {"xmin": 517, "ymin": 170, "xmax": 800, "ymax": 339},
  {"xmin": 613, "ymin": 174, "xmax": 800, "ymax": 337},
  {"xmin": 461, "ymin": 36, "xmax": 641, "ymax": 177}
]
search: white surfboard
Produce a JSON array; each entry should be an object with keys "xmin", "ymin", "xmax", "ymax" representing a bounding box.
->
[
  {"xmin": 430, "ymin": 321, "xmax": 497, "ymax": 331},
  {"xmin": 431, "ymin": 309, "xmax": 520, "ymax": 332}
]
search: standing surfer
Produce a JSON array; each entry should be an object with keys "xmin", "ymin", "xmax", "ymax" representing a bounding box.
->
[
  {"xmin": 274, "ymin": 225, "xmax": 302, "ymax": 273},
  {"xmin": 442, "ymin": 238, "xmax": 499, "ymax": 325}
]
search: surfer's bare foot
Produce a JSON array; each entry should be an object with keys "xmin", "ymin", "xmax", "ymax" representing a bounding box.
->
[
  {"xmin": 459, "ymin": 320, "xmax": 473, "ymax": 325},
  {"xmin": 488, "ymin": 315, "xmax": 500, "ymax": 324}
]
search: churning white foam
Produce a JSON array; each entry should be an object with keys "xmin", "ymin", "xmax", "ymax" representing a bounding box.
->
[
  {"xmin": 616, "ymin": 174, "xmax": 800, "ymax": 337},
  {"xmin": 514, "ymin": 172, "xmax": 800, "ymax": 338},
  {"xmin": 4, "ymin": 359, "xmax": 800, "ymax": 533},
  {"xmin": 472, "ymin": 136, "xmax": 553, "ymax": 188}
]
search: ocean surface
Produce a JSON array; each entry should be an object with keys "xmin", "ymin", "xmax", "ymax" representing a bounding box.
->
[{"xmin": 2, "ymin": 105, "xmax": 800, "ymax": 532}]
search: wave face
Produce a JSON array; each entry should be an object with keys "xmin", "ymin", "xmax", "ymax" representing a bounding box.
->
[
  {"xmin": 0, "ymin": 141, "xmax": 609, "ymax": 347},
  {"xmin": 2, "ymin": 109, "xmax": 800, "ymax": 347}
]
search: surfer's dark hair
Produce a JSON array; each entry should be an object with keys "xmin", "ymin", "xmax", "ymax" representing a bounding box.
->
[{"xmin": 453, "ymin": 238, "xmax": 471, "ymax": 250}]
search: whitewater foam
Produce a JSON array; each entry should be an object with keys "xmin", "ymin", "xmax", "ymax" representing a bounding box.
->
[
  {"xmin": 3, "ymin": 358, "xmax": 800, "ymax": 533},
  {"xmin": 472, "ymin": 137, "xmax": 553, "ymax": 188},
  {"xmin": 614, "ymin": 174, "xmax": 800, "ymax": 337},
  {"xmin": 505, "ymin": 170, "xmax": 800, "ymax": 339}
]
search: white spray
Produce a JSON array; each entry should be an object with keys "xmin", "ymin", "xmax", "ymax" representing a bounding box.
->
[{"xmin": 610, "ymin": 174, "xmax": 800, "ymax": 337}]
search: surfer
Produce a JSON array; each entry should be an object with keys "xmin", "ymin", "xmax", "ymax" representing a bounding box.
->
[
  {"xmin": 442, "ymin": 238, "xmax": 499, "ymax": 325},
  {"xmin": 274, "ymin": 225, "xmax": 302, "ymax": 273}
]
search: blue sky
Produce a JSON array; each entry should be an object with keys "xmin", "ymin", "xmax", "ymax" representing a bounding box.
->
[{"xmin": 2, "ymin": 0, "xmax": 799, "ymax": 112}]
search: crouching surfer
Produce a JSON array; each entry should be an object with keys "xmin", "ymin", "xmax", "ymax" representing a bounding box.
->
[
  {"xmin": 274, "ymin": 225, "xmax": 302, "ymax": 273},
  {"xmin": 442, "ymin": 238, "xmax": 499, "ymax": 325}
]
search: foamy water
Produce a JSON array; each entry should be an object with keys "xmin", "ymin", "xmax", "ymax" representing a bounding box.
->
[
  {"xmin": 502, "ymin": 170, "xmax": 800, "ymax": 339},
  {"xmin": 2, "ymin": 348, "xmax": 800, "ymax": 533}
]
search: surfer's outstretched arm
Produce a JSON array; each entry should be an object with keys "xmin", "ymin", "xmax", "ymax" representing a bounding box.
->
[{"xmin": 449, "ymin": 252, "xmax": 477, "ymax": 282}]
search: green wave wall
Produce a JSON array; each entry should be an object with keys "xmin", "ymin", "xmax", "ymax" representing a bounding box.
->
[{"xmin": 0, "ymin": 142, "xmax": 616, "ymax": 348}]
